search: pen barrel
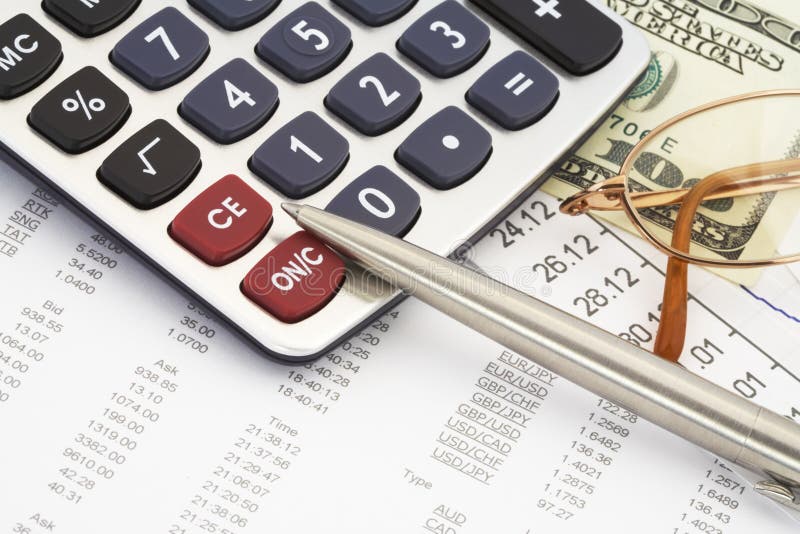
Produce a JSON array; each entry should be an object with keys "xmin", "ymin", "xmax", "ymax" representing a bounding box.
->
[{"xmin": 296, "ymin": 206, "xmax": 800, "ymax": 490}]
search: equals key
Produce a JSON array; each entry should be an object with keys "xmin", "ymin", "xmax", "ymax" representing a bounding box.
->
[{"xmin": 469, "ymin": 0, "xmax": 623, "ymax": 75}]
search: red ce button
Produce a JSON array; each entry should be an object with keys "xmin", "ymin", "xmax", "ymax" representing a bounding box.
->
[{"xmin": 169, "ymin": 175, "xmax": 273, "ymax": 266}]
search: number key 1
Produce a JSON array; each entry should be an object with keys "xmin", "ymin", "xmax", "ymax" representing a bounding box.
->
[{"xmin": 249, "ymin": 111, "xmax": 349, "ymax": 199}]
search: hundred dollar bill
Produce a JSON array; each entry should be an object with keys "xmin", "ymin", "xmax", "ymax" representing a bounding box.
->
[{"xmin": 543, "ymin": 0, "xmax": 800, "ymax": 282}]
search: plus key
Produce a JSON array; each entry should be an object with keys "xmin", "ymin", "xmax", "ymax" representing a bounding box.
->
[{"xmin": 469, "ymin": 0, "xmax": 623, "ymax": 74}]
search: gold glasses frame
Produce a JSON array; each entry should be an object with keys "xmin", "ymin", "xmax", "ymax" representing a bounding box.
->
[{"xmin": 560, "ymin": 89, "xmax": 800, "ymax": 362}]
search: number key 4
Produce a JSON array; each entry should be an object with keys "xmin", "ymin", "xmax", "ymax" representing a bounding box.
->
[{"xmin": 180, "ymin": 58, "xmax": 279, "ymax": 144}]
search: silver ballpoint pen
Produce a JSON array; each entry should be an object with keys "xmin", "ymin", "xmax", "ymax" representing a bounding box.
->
[{"xmin": 282, "ymin": 203, "xmax": 800, "ymax": 517}]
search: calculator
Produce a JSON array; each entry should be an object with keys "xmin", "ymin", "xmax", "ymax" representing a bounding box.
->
[{"xmin": 0, "ymin": 0, "xmax": 649, "ymax": 362}]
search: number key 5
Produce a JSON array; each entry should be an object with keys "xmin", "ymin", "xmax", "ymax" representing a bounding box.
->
[{"xmin": 256, "ymin": 2, "xmax": 352, "ymax": 83}]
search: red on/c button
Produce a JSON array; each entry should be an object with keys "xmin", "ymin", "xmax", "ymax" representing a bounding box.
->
[
  {"xmin": 169, "ymin": 174, "xmax": 273, "ymax": 266},
  {"xmin": 242, "ymin": 231, "xmax": 346, "ymax": 323}
]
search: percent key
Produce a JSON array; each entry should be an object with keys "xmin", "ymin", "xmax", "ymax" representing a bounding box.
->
[{"xmin": 28, "ymin": 66, "xmax": 130, "ymax": 154}]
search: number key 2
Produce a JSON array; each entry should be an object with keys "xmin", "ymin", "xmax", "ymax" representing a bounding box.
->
[{"xmin": 325, "ymin": 52, "xmax": 421, "ymax": 136}]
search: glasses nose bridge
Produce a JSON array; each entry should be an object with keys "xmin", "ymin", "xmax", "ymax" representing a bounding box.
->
[{"xmin": 560, "ymin": 174, "xmax": 627, "ymax": 215}]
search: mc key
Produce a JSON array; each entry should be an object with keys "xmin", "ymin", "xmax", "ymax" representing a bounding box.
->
[{"xmin": 0, "ymin": 14, "xmax": 62, "ymax": 99}]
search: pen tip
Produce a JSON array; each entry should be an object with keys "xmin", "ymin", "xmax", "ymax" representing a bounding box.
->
[{"xmin": 281, "ymin": 203, "xmax": 302, "ymax": 220}]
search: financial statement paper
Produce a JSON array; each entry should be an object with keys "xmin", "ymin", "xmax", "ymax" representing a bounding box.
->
[{"xmin": 0, "ymin": 156, "xmax": 798, "ymax": 533}]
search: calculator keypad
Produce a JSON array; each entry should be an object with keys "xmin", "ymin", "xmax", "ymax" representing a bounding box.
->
[
  {"xmin": 0, "ymin": 14, "xmax": 62, "ymax": 100},
  {"xmin": 256, "ymin": 2, "xmax": 352, "ymax": 83},
  {"xmin": 333, "ymin": 0, "xmax": 417, "ymax": 27},
  {"xmin": 467, "ymin": 51, "xmax": 559, "ymax": 130},
  {"xmin": 397, "ymin": 0, "xmax": 490, "ymax": 78},
  {"xmin": 242, "ymin": 231, "xmax": 346, "ymax": 323},
  {"xmin": 188, "ymin": 0, "xmax": 280, "ymax": 31},
  {"xmin": 28, "ymin": 66, "xmax": 130, "ymax": 154},
  {"xmin": 325, "ymin": 52, "xmax": 420, "ymax": 136},
  {"xmin": 396, "ymin": 106, "xmax": 491, "ymax": 190},
  {"xmin": 250, "ymin": 111, "xmax": 349, "ymax": 199},
  {"xmin": 98, "ymin": 119, "xmax": 201, "ymax": 209},
  {"xmin": 42, "ymin": 0, "xmax": 140, "ymax": 37},
  {"xmin": 326, "ymin": 165, "xmax": 420, "ymax": 237},
  {"xmin": 0, "ymin": 0, "xmax": 649, "ymax": 358},
  {"xmin": 111, "ymin": 7, "xmax": 210, "ymax": 90},
  {"xmin": 469, "ymin": 0, "xmax": 622, "ymax": 75},
  {"xmin": 180, "ymin": 58, "xmax": 279, "ymax": 144},
  {"xmin": 170, "ymin": 174, "xmax": 273, "ymax": 266}
]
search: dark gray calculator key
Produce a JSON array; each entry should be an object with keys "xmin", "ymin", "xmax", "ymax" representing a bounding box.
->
[
  {"xmin": 43, "ymin": 0, "xmax": 140, "ymax": 37},
  {"xmin": 111, "ymin": 7, "xmax": 210, "ymax": 90},
  {"xmin": 0, "ymin": 14, "xmax": 62, "ymax": 99},
  {"xmin": 396, "ymin": 106, "xmax": 491, "ymax": 190},
  {"xmin": 188, "ymin": 0, "xmax": 280, "ymax": 31},
  {"xmin": 469, "ymin": 0, "xmax": 622, "ymax": 75},
  {"xmin": 397, "ymin": 0, "xmax": 490, "ymax": 78},
  {"xmin": 250, "ymin": 111, "xmax": 349, "ymax": 198},
  {"xmin": 180, "ymin": 58, "xmax": 279, "ymax": 144},
  {"xmin": 256, "ymin": 2, "xmax": 352, "ymax": 83},
  {"xmin": 325, "ymin": 52, "xmax": 420, "ymax": 136},
  {"xmin": 467, "ymin": 51, "xmax": 558, "ymax": 130},
  {"xmin": 333, "ymin": 0, "xmax": 416, "ymax": 26},
  {"xmin": 98, "ymin": 119, "xmax": 201, "ymax": 209},
  {"xmin": 28, "ymin": 66, "xmax": 130, "ymax": 154},
  {"xmin": 326, "ymin": 165, "xmax": 420, "ymax": 236}
]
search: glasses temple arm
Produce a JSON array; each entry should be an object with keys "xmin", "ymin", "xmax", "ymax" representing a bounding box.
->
[
  {"xmin": 652, "ymin": 167, "xmax": 760, "ymax": 361},
  {"xmin": 560, "ymin": 158, "xmax": 800, "ymax": 215}
]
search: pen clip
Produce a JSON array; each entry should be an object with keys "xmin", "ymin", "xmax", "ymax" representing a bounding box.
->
[{"xmin": 755, "ymin": 480, "xmax": 800, "ymax": 512}]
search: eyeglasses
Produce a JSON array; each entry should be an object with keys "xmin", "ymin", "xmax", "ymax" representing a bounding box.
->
[{"xmin": 560, "ymin": 89, "xmax": 800, "ymax": 363}]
